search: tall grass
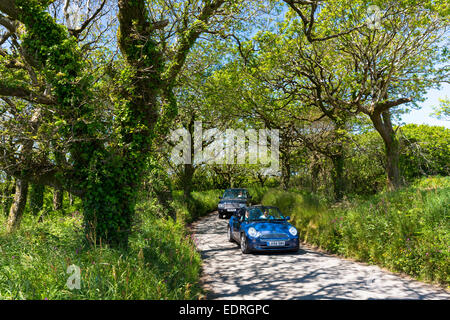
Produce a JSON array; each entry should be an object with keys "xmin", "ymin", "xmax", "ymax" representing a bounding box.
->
[
  {"xmin": 173, "ymin": 189, "xmax": 223, "ymax": 223},
  {"xmin": 0, "ymin": 184, "xmax": 281, "ymax": 299},
  {"xmin": 0, "ymin": 201, "xmax": 203, "ymax": 299},
  {"xmin": 262, "ymin": 176, "xmax": 450, "ymax": 287},
  {"xmin": 247, "ymin": 186, "xmax": 269, "ymax": 204}
]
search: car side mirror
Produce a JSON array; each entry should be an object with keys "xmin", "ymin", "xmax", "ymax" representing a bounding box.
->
[
  {"xmin": 219, "ymin": 196, "xmax": 222, "ymax": 199},
  {"xmin": 285, "ymin": 216, "xmax": 290, "ymax": 221}
]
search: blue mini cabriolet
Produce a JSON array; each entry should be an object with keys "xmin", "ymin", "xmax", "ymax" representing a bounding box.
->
[{"xmin": 227, "ymin": 206, "xmax": 299, "ymax": 254}]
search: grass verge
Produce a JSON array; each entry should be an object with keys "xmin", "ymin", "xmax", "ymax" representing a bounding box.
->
[
  {"xmin": 0, "ymin": 202, "xmax": 203, "ymax": 299},
  {"xmin": 261, "ymin": 176, "xmax": 450, "ymax": 287}
]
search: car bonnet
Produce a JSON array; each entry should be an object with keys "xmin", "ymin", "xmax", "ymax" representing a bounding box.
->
[{"xmin": 246, "ymin": 221, "xmax": 291, "ymax": 234}]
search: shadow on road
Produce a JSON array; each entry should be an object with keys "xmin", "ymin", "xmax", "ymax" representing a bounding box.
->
[{"xmin": 192, "ymin": 212, "xmax": 450, "ymax": 300}]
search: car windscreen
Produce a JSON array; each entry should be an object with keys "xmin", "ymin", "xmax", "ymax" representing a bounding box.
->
[
  {"xmin": 222, "ymin": 189, "xmax": 248, "ymax": 199},
  {"xmin": 247, "ymin": 207, "xmax": 285, "ymax": 221}
]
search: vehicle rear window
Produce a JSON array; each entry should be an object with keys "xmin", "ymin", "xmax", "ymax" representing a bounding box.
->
[{"xmin": 223, "ymin": 189, "xmax": 248, "ymax": 199}]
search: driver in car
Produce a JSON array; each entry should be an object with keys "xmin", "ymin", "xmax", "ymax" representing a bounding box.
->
[{"xmin": 259, "ymin": 209, "xmax": 272, "ymax": 219}]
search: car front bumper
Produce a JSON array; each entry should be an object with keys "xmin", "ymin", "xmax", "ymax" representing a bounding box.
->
[
  {"xmin": 218, "ymin": 208, "xmax": 239, "ymax": 216},
  {"xmin": 247, "ymin": 237, "xmax": 299, "ymax": 251}
]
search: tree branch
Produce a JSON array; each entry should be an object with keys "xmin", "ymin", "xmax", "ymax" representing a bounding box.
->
[
  {"xmin": 163, "ymin": 0, "xmax": 226, "ymax": 85},
  {"xmin": 284, "ymin": 0, "xmax": 362, "ymax": 43},
  {"xmin": 68, "ymin": 0, "xmax": 107, "ymax": 38},
  {"xmin": 0, "ymin": 83, "xmax": 56, "ymax": 105},
  {"xmin": 0, "ymin": 14, "xmax": 17, "ymax": 32},
  {"xmin": 0, "ymin": 0, "xmax": 20, "ymax": 20},
  {"xmin": 373, "ymin": 97, "xmax": 412, "ymax": 115}
]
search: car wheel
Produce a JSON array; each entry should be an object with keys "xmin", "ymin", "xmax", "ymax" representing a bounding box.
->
[
  {"xmin": 227, "ymin": 226, "xmax": 233, "ymax": 243},
  {"xmin": 218, "ymin": 213, "xmax": 223, "ymax": 219},
  {"xmin": 240, "ymin": 233, "xmax": 251, "ymax": 254}
]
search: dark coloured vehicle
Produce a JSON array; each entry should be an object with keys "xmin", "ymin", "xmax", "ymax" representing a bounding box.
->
[
  {"xmin": 217, "ymin": 188, "xmax": 252, "ymax": 219},
  {"xmin": 227, "ymin": 206, "xmax": 299, "ymax": 253}
]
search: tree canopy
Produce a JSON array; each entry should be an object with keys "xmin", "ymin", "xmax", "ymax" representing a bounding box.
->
[{"xmin": 0, "ymin": 0, "xmax": 448, "ymax": 246}]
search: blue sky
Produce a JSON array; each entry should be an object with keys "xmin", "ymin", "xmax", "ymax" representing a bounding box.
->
[{"xmin": 398, "ymin": 83, "xmax": 450, "ymax": 129}]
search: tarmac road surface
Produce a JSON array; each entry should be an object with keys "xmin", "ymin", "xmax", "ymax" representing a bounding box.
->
[{"xmin": 191, "ymin": 211, "xmax": 450, "ymax": 300}]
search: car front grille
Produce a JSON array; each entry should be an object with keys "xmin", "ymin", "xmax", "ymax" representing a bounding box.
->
[
  {"xmin": 260, "ymin": 233, "xmax": 289, "ymax": 240},
  {"xmin": 224, "ymin": 203, "xmax": 238, "ymax": 209}
]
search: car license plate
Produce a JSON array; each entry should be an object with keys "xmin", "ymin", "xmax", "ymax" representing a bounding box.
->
[
  {"xmin": 227, "ymin": 208, "xmax": 235, "ymax": 212},
  {"xmin": 267, "ymin": 241, "xmax": 285, "ymax": 247}
]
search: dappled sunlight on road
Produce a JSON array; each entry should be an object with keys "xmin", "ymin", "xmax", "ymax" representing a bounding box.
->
[{"xmin": 191, "ymin": 212, "xmax": 450, "ymax": 300}]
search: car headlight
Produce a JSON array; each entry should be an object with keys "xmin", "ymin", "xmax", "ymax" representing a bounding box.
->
[
  {"xmin": 289, "ymin": 226, "xmax": 298, "ymax": 236},
  {"xmin": 218, "ymin": 203, "xmax": 224, "ymax": 209},
  {"xmin": 248, "ymin": 227, "xmax": 261, "ymax": 238},
  {"xmin": 238, "ymin": 203, "xmax": 246, "ymax": 208}
]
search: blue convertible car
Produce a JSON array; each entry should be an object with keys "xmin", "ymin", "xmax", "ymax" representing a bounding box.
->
[{"xmin": 227, "ymin": 206, "xmax": 299, "ymax": 253}]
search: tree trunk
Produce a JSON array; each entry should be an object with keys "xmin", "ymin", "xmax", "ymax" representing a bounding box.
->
[
  {"xmin": 331, "ymin": 154, "xmax": 344, "ymax": 201},
  {"xmin": 257, "ymin": 172, "xmax": 266, "ymax": 188},
  {"xmin": 69, "ymin": 192, "xmax": 74, "ymax": 206},
  {"xmin": 29, "ymin": 183, "xmax": 45, "ymax": 215},
  {"xmin": 385, "ymin": 135, "xmax": 401, "ymax": 190},
  {"xmin": 6, "ymin": 179, "xmax": 29, "ymax": 233},
  {"xmin": 229, "ymin": 172, "xmax": 234, "ymax": 188},
  {"xmin": 281, "ymin": 154, "xmax": 291, "ymax": 190},
  {"xmin": 183, "ymin": 116, "xmax": 195, "ymax": 199},
  {"xmin": 370, "ymin": 111, "xmax": 402, "ymax": 190},
  {"xmin": 310, "ymin": 155, "xmax": 320, "ymax": 193},
  {"xmin": 53, "ymin": 187, "xmax": 63, "ymax": 211},
  {"xmin": 2, "ymin": 175, "xmax": 15, "ymax": 216},
  {"xmin": 183, "ymin": 163, "xmax": 195, "ymax": 198}
]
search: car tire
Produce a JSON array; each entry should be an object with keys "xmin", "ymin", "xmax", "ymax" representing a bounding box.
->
[
  {"xmin": 290, "ymin": 243, "xmax": 299, "ymax": 253},
  {"xmin": 227, "ymin": 226, "xmax": 234, "ymax": 243},
  {"xmin": 240, "ymin": 233, "xmax": 251, "ymax": 254},
  {"xmin": 218, "ymin": 213, "xmax": 223, "ymax": 219}
]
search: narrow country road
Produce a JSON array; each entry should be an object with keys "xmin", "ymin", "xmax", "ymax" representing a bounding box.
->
[{"xmin": 191, "ymin": 211, "xmax": 450, "ymax": 300}]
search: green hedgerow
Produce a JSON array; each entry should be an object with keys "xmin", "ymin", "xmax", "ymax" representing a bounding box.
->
[{"xmin": 261, "ymin": 176, "xmax": 450, "ymax": 287}]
